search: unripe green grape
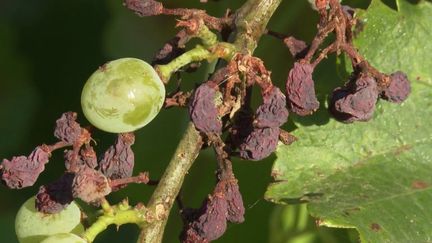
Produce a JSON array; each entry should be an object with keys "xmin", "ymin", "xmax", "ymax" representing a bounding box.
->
[
  {"xmin": 40, "ymin": 233, "xmax": 86, "ymax": 243},
  {"xmin": 15, "ymin": 197, "xmax": 84, "ymax": 243},
  {"xmin": 81, "ymin": 58, "xmax": 166, "ymax": 133}
]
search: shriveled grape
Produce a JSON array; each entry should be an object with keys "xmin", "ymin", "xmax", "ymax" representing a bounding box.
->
[
  {"xmin": 286, "ymin": 62, "xmax": 319, "ymax": 116},
  {"xmin": 189, "ymin": 82, "xmax": 223, "ymax": 134},
  {"xmin": 239, "ymin": 127, "xmax": 280, "ymax": 161},
  {"xmin": 381, "ymin": 71, "xmax": 411, "ymax": 103},
  {"xmin": 330, "ymin": 74, "xmax": 379, "ymax": 123},
  {"xmin": 255, "ymin": 86, "xmax": 288, "ymax": 128}
]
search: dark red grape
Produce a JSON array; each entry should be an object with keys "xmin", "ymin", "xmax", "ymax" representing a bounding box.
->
[
  {"xmin": 72, "ymin": 167, "xmax": 111, "ymax": 203},
  {"xmin": 54, "ymin": 112, "xmax": 82, "ymax": 144},
  {"xmin": 239, "ymin": 127, "xmax": 279, "ymax": 161},
  {"xmin": 330, "ymin": 74, "xmax": 378, "ymax": 123},
  {"xmin": 381, "ymin": 71, "xmax": 411, "ymax": 103},
  {"xmin": 99, "ymin": 133, "xmax": 135, "ymax": 188},
  {"xmin": 286, "ymin": 62, "xmax": 319, "ymax": 116},
  {"xmin": 1, "ymin": 145, "xmax": 50, "ymax": 189},
  {"xmin": 255, "ymin": 86, "xmax": 289, "ymax": 128},
  {"xmin": 189, "ymin": 83, "xmax": 222, "ymax": 134}
]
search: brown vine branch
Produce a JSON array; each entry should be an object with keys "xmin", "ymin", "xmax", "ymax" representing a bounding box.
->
[{"xmin": 137, "ymin": 123, "xmax": 203, "ymax": 243}]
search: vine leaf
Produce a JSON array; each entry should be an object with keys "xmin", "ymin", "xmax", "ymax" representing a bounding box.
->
[{"xmin": 265, "ymin": 0, "xmax": 432, "ymax": 242}]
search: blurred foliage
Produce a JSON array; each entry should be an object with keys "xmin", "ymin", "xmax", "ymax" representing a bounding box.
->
[{"xmin": 0, "ymin": 0, "xmax": 373, "ymax": 242}]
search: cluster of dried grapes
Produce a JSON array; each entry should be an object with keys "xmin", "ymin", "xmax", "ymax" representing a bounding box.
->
[
  {"xmin": 0, "ymin": 0, "xmax": 413, "ymax": 242},
  {"xmin": 182, "ymin": 1, "xmax": 410, "ymax": 238},
  {"xmin": 282, "ymin": 0, "xmax": 411, "ymax": 123},
  {"xmin": 1, "ymin": 112, "xmax": 148, "ymax": 213},
  {"xmin": 181, "ymin": 176, "xmax": 244, "ymax": 243}
]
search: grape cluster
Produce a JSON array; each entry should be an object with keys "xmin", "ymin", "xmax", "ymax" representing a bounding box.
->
[
  {"xmin": 330, "ymin": 71, "xmax": 411, "ymax": 123},
  {"xmin": 236, "ymin": 86, "xmax": 288, "ymax": 161},
  {"xmin": 0, "ymin": 112, "xmax": 147, "ymax": 214}
]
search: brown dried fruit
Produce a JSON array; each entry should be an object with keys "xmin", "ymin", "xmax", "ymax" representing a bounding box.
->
[
  {"xmin": 1, "ymin": 146, "xmax": 50, "ymax": 189},
  {"xmin": 331, "ymin": 74, "xmax": 379, "ymax": 123},
  {"xmin": 35, "ymin": 173, "xmax": 74, "ymax": 214},
  {"xmin": 286, "ymin": 62, "xmax": 320, "ymax": 116},
  {"xmin": 124, "ymin": 0, "xmax": 163, "ymax": 17},
  {"xmin": 54, "ymin": 112, "xmax": 82, "ymax": 144},
  {"xmin": 381, "ymin": 71, "xmax": 411, "ymax": 103},
  {"xmin": 99, "ymin": 133, "xmax": 135, "ymax": 189},
  {"xmin": 189, "ymin": 83, "xmax": 223, "ymax": 134},
  {"xmin": 152, "ymin": 30, "xmax": 188, "ymax": 65},
  {"xmin": 239, "ymin": 127, "xmax": 279, "ymax": 161},
  {"xmin": 255, "ymin": 86, "xmax": 289, "ymax": 128},
  {"xmin": 72, "ymin": 167, "xmax": 111, "ymax": 203},
  {"xmin": 284, "ymin": 37, "xmax": 309, "ymax": 59},
  {"xmin": 64, "ymin": 145, "xmax": 97, "ymax": 171},
  {"xmin": 182, "ymin": 195, "xmax": 228, "ymax": 242},
  {"xmin": 223, "ymin": 180, "xmax": 244, "ymax": 223}
]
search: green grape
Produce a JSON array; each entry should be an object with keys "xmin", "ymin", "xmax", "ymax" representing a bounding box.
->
[
  {"xmin": 81, "ymin": 58, "xmax": 166, "ymax": 133},
  {"xmin": 15, "ymin": 197, "xmax": 84, "ymax": 243},
  {"xmin": 40, "ymin": 233, "xmax": 86, "ymax": 243}
]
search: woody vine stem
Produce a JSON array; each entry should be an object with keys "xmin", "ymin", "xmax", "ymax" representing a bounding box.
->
[{"xmin": 139, "ymin": 0, "xmax": 282, "ymax": 242}]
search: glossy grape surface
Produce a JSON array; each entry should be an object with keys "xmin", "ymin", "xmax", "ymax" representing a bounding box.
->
[
  {"xmin": 81, "ymin": 58, "xmax": 165, "ymax": 133},
  {"xmin": 15, "ymin": 197, "xmax": 83, "ymax": 243}
]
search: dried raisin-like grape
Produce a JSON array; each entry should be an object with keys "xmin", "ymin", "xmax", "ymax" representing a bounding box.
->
[
  {"xmin": 1, "ymin": 146, "xmax": 50, "ymax": 189},
  {"xmin": 72, "ymin": 167, "xmax": 111, "ymax": 203},
  {"xmin": 239, "ymin": 127, "xmax": 279, "ymax": 161},
  {"xmin": 54, "ymin": 112, "xmax": 82, "ymax": 144},
  {"xmin": 224, "ymin": 180, "xmax": 244, "ymax": 223},
  {"xmin": 286, "ymin": 62, "xmax": 320, "ymax": 116},
  {"xmin": 255, "ymin": 86, "xmax": 289, "ymax": 128},
  {"xmin": 99, "ymin": 133, "xmax": 135, "ymax": 187},
  {"xmin": 152, "ymin": 30, "xmax": 188, "ymax": 65},
  {"xmin": 189, "ymin": 83, "xmax": 222, "ymax": 134},
  {"xmin": 284, "ymin": 37, "xmax": 308, "ymax": 59},
  {"xmin": 35, "ymin": 173, "xmax": 75, "ymax": 214},
  {"xmin": 124, "ymin": 0, "xmax": 163, "ymax": 17},
  {"xmin": 182, "ymin": 195, "xmax": 228, "ymax": 242},
  {"xmin": 330, "ymin": 75, "xmax": 378, "ymax": 123},
  {"xmin": 381, "ymin": 71, "xmax": 411, "ymax": 103},
  {"xmin": 64, "ymin": 145, "xmax": 97, "ymax": 171}
]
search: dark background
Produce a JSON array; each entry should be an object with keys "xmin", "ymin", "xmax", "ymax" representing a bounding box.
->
[{"xmin": 0, "ymin": 0, "xmax": 372, "ymax": 242}]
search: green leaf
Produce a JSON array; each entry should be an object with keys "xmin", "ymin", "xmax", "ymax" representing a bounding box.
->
[{"xmin": 266, "ymin": 0, "xmax": 432, "ymax": 242}]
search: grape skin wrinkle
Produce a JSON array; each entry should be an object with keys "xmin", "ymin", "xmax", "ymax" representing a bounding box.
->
[{"xmin": 81, "ymin": 58, "xmax": 165, "ymax": 133}]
